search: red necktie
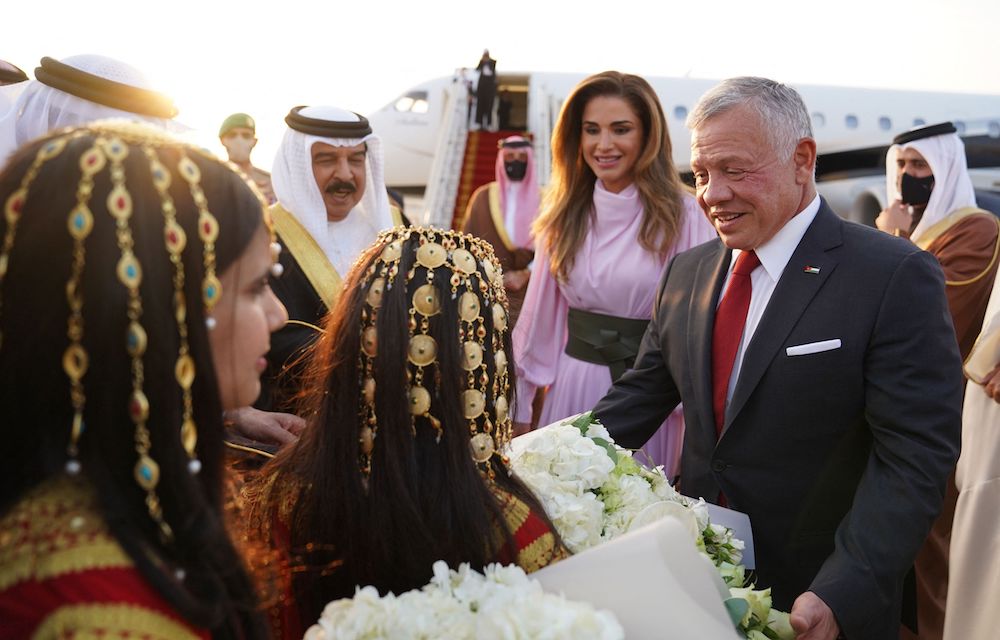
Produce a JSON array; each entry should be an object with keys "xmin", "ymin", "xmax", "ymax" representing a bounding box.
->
[{"xmin": 712, "ymin": 250, "xmax": 760, "ymax": 436}]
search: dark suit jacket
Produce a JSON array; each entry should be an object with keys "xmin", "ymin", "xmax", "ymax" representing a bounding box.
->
[
  {"xmin": 256, "ymin": 242, "xmax": 326, "ymax": 413},
  {"xmin": 594, "ymin": 202, "xmax": 962, "ymax": 639}
]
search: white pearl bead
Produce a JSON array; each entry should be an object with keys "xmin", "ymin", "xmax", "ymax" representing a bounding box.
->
[
  {"xmin": 205, "ymin": 316, "xmax": 217, "ymax": 330},
  {"xmin": 188, "ymin": 458, "xmax": 202, "ymax": 474},
  {"xmin": 65, "ymin": 459, "xmax": 81, "ymax": 475},
  {"xmin": 270, "ymin": 263, "xmax": 284, "ymax": 277}
]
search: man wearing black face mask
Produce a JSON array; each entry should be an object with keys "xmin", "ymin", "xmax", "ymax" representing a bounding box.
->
[
  {"xmin": 462, "ymin": 136, "xmax": 541, "ymax": 325},
  {"xmin": 876, "ymin": 121, "xmax": 1000, "ymax": 640}
]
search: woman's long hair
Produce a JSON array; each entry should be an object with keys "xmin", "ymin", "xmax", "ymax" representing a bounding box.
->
[
  {"xmin": 0, "ymin": 125, "xmax": 267, "ymax": 638},
  {"xmin": 533, "ymin": 70, "xmax": 687, "ymax": 280},
  {"xmin": 253, "ymin": 230, "xmax": 561, "ymax": 624}
]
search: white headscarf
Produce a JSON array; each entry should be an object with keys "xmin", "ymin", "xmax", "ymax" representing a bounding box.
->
[
  {"xmin": 271, "ymin": 105, "xmax": 392, "ymax": 276},
  {"xmin": 886, "ymin": 132, "xmax": 977, "ymax": 243},
  {"xmin": 0, "ymin": 54, "xmax": 179, "ymax": 165}
]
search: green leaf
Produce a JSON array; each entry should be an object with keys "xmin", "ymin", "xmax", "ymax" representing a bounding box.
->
[
  {"xmin": 590, "ymin": 437, "xmax": 619, "ymax": 464},
  {"xmin": 724, "ymin": 597, "xmax": 750, "ymax": 628},
  {"xmin": 569, "ymin": 412, "xmax": 594, "ymax": 434}
]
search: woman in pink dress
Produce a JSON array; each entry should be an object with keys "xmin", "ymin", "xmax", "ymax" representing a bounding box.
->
[{"xmin": 513, "ymin": 71, "xmax": 716, "ymax": 478}]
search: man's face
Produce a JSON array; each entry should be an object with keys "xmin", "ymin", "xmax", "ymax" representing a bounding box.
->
[
  {"xmin": 690, "ymin": 106, "xmax": 816, "ymax": 250},
  {"xmin": 311, "ymin": 141, "xmax": 367, "ymax": 222},
  {"xmin": 502, "ymin": 148, "xmax": 528, "ymax": 164},
  {"xmin": 220, "ymin": 127, "xmax": 256, "ymax": 164},
  {"xmin": 896, "ymin": 147, "xmax": 933, "ymax": 187}
]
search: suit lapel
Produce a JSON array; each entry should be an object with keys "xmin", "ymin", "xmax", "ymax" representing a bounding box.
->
[
  {"xmin": 688, "ymin": 240, "xmax": 731, "ymax": 435},
  {"xmin": 722, "ymin": 204, "xmax": 844, "ymax": 435}
]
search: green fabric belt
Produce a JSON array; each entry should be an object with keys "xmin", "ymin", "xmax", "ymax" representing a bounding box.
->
[{"xmin": 565, "ymin": 308, "xmax": 650, "ymax": 381}]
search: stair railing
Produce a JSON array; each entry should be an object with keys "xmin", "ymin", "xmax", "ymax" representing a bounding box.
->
[
  {"xmin": 421, "ymin": 80, "xmax": 469, "ymax": 227},
  {"xmin": 528, "ymin": 77, "xmax": 556, "ymax": 189}
]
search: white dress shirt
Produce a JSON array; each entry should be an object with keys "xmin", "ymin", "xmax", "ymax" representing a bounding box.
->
[{"xmin": 718, "ymin": 194, "xmax": 822, "ymax": 407}]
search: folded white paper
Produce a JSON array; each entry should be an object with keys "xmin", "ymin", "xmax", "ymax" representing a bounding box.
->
[
  {"xmin": 533, "ymin": 519, "xmax": 741, "ymax": 639},
  {"xmin": 966, "ymin": 324, "xmax": 1000, "ymax": 384},
  {"xmin": 704, "ymin": 502, "xmax": 756, "ymax": 569},
  {"xmin": 785, "ymin": 338, "xmax": 841, "ymax": 356}
]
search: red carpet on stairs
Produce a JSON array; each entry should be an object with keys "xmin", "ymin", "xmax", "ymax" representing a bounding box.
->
[{"xmin": 451, "ymin": 129, "xmax": 526, "ymax": 229}]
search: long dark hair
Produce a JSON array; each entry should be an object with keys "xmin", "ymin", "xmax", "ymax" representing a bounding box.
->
[
  {"xmin": 253, "ymin": 229, "xmax": 561, "ymax": 624},
  {"xmin": 0, "ymin": 125, "xmax": 267, "ymax": 638},
  {"xmin": 533, "ymin": 70, "xmax": 687, "ymax": 280}
]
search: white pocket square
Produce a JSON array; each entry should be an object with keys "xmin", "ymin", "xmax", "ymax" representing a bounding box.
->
[{"xmin": 785, "ymin": 339, "xmax": 842, "ymax": 356}]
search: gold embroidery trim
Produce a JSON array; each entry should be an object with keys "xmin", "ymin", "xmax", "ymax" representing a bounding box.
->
[
  {"xmin": 269, "ymin": 203, "xmax": 342, "ymax": 310},
  {"xmin": 517, "ymin": 531, "xmax": 565, "ymax": 574},
  {"xmin": 916, "ymin": 207, "xmax": 989, "ymax": 249},
  {"xmin": 0, "ymin": 477, "xmax": 132, "ymax": 591},
  {"xmin": 945, "ymin": 215, "xmax": 1000, "ymax": 287},
  {"xmin": 487, "ymin": 182, "xmax": 517, "ymax": 252},
  {"xmin": 32, "ymin": 603, "xmax": 201, "ymax": 640}
]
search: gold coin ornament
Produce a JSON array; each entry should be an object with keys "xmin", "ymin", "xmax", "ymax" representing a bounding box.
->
[
  {"xmin": 366, "ymin": 277, "xmax": 385, "ymax": 308},
  {"xmin": 495, "ymin": 349, "xmax": 508, "ymax": 371},
  {"xmin": 470, "ymin": 432, "xmax": 495, "ymax": 463},
  {"xmin": 495, "ymin": 395, "xmax": 509, "ymax": 422},
  {"xmin": 409, "ymin": 386, "xmax": 432, "ymax": 415},
  {"xmin": 492, "ymin": 303, "xmax": 507, "ymax": 332},
  {"xmin": 481, "ymin": 258, "xmax": 496, "ymax": 283},
  {"xmin": 408, "ymin": 335, "xmax": 438, "ymax": 367},
  {"xmin": 381, "ymin": 240, "xmax": 402, "ymax": 263},
  {"xmin": 416, "ymin": 242, "xmax": 447, "ymax": 269},
  {"xmin": 362, "ymin": 326, "xmax": 378, "ymax": 357},
  {"xmin": 363, "ymin": 377, "xmax": 376, "ymax": 404},
  {"xmin": 451, "ymin": 248, "xmax": 477, "ymax": 274},
  {"xmin": 462, "ymin": 341, "xmax": 483, "ymax": 371},
  {"xmin": 459, "ymin": 292, "xmax": 481, "ymax": 322},
  {"xmin": 462, "ymin": 389, "xmax": 486, "ymax": 419},
  {"xmin": 413, "ymin": 284, "xmax": 441, "ymax": 316}
]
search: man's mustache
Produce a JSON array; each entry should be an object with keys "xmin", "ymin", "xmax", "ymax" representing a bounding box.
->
[{"xmin": 325, "ymin": 181, "xmax": 357, "ymax": 195}]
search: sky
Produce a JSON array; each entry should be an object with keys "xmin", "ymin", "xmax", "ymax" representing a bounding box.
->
[{"xmin": 6, "ymin": 0, "xmax": 1000, "ymax": 165}]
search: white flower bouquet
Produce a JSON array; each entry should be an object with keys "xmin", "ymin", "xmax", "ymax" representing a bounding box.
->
[
  {"xmin": 303, "ymin": 561, "xmax": 624, "ymax": 640},
  {"xmin": 508, "ymin": 412, "xmax": 793, "ymax": 640}
]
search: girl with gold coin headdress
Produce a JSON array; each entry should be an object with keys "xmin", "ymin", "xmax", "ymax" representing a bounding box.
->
[
  {"xmin": 0, "ymin": 121, "xmax": 286, "ymax": 639},
  {"xmin": 247, "ymin": 226, "xmax": 567, "ymax": 638}
]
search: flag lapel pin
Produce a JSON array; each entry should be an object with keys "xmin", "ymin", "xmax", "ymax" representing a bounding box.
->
[{"xmin": 803, "ymin": 266, "xmax": 821, "ymax": 274}]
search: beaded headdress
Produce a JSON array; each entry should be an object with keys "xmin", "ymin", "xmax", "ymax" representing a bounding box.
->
[
  {"xmin": 0, "ymin": 120, "xmax": 264, "ymax": 543},
  {"xmin": 357, "ymin": 227, "xmax": 513, "ymax": 478}
]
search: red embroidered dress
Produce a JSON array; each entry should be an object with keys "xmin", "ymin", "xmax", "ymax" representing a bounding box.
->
[{"xmin": 0, "ymin": 476, "xmax": 209, "ymax": 640}]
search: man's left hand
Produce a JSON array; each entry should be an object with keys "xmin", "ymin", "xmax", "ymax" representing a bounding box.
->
[{"xmin": 790, "ymin": 591, "xmax": 840, "ymax": 640}]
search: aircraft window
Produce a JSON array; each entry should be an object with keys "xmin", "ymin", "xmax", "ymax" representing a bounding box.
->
[
  {"xmin": 673, "ymin": 105, "xmax": 688, "ymax": 120},
  {"xmin": 878, "ymin": 116, "xmax": 892, "ymax": 131},
  {"xmin": 989, "ymin": 121, "xmax": 1000, "ymax": 138},
  {"xmin": 845, "ymin": 114, "xmax": 858, "ymax": 129},
  {"xmin": 913, "ymin": 118, "xmax": 926, "ymax": 127},
  {"xmin": 811, "ymin": 112, "xmax": 826, "ymax": 128},
  {"xmin": 955, "ymin": 121, "xmax": 966, "ymax": 134},
  {"xmin": 394, "ymin": 91, "xmax": 429, "ymax": 113}
]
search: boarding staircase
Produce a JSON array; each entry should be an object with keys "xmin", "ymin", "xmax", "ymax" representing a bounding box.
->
[{"xmin": 422, "ymin": 76, "xmax": 555, "ymax": 229}]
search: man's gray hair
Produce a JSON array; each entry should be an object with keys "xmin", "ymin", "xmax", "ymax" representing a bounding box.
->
[{"xmin": 686, "ymin": 77, "xmax": 813, "ymax": 158}]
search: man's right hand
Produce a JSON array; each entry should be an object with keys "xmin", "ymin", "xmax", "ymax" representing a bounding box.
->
[
  {"xmin": 224, "ymin": 406, "xmax": 306, "ymax": 446},
  {"xmin": 875, "ymin": 199, "xmax": 912, "ymax": 236}
]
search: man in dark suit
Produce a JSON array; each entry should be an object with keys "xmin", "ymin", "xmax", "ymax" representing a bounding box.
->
[{"xmin": 594, "ymin": 77, "xmax": 962, "ymax": 639}]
